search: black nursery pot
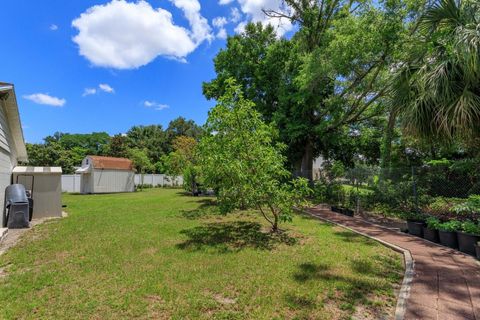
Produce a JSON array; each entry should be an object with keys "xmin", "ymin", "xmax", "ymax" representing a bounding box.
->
[
  {"xmin": 423, "ymin": 227, "xmax": 439, "ymax": 243},
  {"xmin": 407, "ymin": 220, "xmax": 425, "ymax": 238},
  {"xmin": 475, "ymin": 244, "xmax": 480, "ymax": 260},
  {"xmin": 457, "ymin": 232, "xmax": 479, "ymax": 256},
  {"xmin": 331, "ymin": 206, "xmax": 339, "ymax": 213},
  {"xmin": 342, "ymin": 208, "xmax": 354, "ymax": 217},
  {"xmin": 438, "ymin": 230, "xmax": 458, "ymax": 249}
]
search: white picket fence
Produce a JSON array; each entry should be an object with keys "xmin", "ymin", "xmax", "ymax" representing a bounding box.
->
[{"xmin": 61, "ymin": 174, "xmax": 184, "ymax": 193}]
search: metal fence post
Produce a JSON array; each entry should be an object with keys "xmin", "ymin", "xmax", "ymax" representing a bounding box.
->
[{"xmin": 411, "ymin": 166, "xmax": 419, "ymax": 213}]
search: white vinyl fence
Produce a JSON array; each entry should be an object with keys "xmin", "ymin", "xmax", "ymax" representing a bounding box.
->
[
  {"xmin": 61, "ymin": 174, "xmax": 183, "ymax": 193},
  {"xmin": 62, "ymin": 175, "xmax": 81, "ymax": 193}
]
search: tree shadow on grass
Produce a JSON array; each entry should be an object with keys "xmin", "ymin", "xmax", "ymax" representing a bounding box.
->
[
  {"xmin": 181, "ymin": 199, "xmax": 220, "ymax": 219},
  {"xmin": 177, "ymin": 221, "xmax": 297, "ymax": 253},
  {"xmin": 332, "ymin": 231, "xmax": 376, "ymax": 246},
  {"xmin": 291, "ymin": 261, "xmax": 399, "ymax": 316}
]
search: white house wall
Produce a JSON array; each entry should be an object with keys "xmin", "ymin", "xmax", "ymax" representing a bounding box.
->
[{"xmin": 0, "ymin": 99, "xmax": 17, "ymax": 226}]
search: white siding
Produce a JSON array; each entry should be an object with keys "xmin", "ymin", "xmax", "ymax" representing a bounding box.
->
[
  {"xmin": 91, "ymin": 169, "xmax": 135, "ymax": 193},
  {"xmin": 80, "ymin": 173, "xmax": 93, "ymax": 194},
  {"xmin": 0, "ymin": 99, "xmax": 17, "ymax": 226}
]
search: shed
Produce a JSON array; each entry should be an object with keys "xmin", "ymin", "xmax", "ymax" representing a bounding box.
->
[
  {"xmin": 0, "ymin": 83, "xmax": 28, "ymax": 227},
  {"xmin": 13, "ymin": 166, "xmax": 62, "ymax": 219},
  {"xmin": 76, "ymin": 156, "xmax": 135, "ymax": 194}
]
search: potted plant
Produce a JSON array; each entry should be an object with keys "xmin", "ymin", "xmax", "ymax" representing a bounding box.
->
[
  {"xmin": 423, "ymin": 217, "xmax": 440, "ymax": 243},
  {"xmin": 405, "ymin": 212, "xmax": 426, "ymax": 238},
  {"xmin": 457, "ymin": 221, "xmax": 480, "ymax": 256},
  {"xmin": 438, "ymin": 220, "xmax": 461, "ymax": 249},
  {"xmin": 475, "ymin": 241, "xmax": 480, "ymax": 260}
]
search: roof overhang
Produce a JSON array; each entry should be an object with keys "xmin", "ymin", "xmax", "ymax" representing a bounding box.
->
[
  {"xmin": 75, "ymin": 166, "xmax": 92, "ymax": 174},
  {"xmin": 0, "ymin": 82, "xmax": 27, "ymax": 162},
  {"xmin": 13, "ymin": 166, "xmax": 62, "ymax": 174}
]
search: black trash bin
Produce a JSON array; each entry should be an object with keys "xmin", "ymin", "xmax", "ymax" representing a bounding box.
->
[{"xmin": 3, "ymin": 184, "xmax": 30, "ymax": 228}]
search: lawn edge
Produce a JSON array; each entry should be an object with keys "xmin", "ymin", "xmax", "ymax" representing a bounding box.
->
[{"xmin": 300, "ymin": 208, "xmax": 413, "ymax": 320}]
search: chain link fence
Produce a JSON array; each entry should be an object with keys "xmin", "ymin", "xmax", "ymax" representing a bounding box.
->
[{"xmin": 314, "ymin": 162, "xmax": 480, "ymax": 220}]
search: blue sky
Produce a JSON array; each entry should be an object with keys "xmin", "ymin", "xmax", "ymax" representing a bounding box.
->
[{"xmin": 0, "ymin": 0, "xmax": 293, "ymax": 143}]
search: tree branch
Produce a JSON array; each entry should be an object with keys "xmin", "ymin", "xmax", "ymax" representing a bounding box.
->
[{"xmin": 257, "ymin": 204, "xmax": 274, "ymax": 226}]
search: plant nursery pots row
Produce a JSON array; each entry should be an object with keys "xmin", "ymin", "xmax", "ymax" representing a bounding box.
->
[
  {"xmin": 331, "ymin": 206, "xmax": 354, "ymax": 217},
  {"xmin": 409, "ymin": 224, "xmax": 480, "ymax": 258},
  {"xmin": 407, "ymin": 220, "xmax": 424, "ymax": 238},
  {"xmin": 457, "ymin": 232, "xmax": 479, "ymax": 256}
]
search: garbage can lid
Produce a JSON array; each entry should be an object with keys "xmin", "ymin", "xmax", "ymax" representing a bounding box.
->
[{"xmin": 5, "ymin": 184, "xmax": 28, "ymax": 205}]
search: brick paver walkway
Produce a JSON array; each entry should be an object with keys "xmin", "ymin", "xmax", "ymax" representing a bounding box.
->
[{"xmin": 306, "ymin": 206, "xmax": 480, "ymax": 320}]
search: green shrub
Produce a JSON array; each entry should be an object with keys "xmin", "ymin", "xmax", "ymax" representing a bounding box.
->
[
  {"xmin": 426, "ymin": 217, "xmax": 441, "ymax": 230},
  {"xmin": 313, "ymin": 180, "xmax": 345, "ymax": 206},
  {"xmin": 136, "ymin": 184, "xmax": 154, "ymax": 189},
  {"xmin": 460, "ymin": 221, "xmax": 480, "ymax": 235},
  {"xmin": 437, "ymin": 220, "xmax": 461, "ymax": 232},
  {"xmin": 423, "ymin": 196, "xmax": 479, "ymax": 221},
  {"xmin": 401, "ymin": 211, "xmax": 426, "ymax": 221},
  {"xmin": 453, "ymin": 195, "xmax": 480, "ymax": 215}
]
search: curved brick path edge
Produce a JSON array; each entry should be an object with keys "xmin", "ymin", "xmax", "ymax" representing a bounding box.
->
[{"xmin": 304, "ymin": 206, "xmax": 480, "ymax": 320}]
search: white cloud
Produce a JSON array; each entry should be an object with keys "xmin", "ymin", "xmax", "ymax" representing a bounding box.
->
[
  {"xmin": 219, "ymin": 0, "xmax": 234, "ymax": 4},
  {"xmin": 212, "ymin": 17, "xmax": 228, "ymax": 39},
  {"xmin": 72, "ymin": 0, "xmax": 201, "ymax": 69},
  {"xmin": 82, "ymin": 88, "xmax": 97, "ymax": 96},
  {"xmin": 144, "ymin": 100, "xmax": 169, "ymax": 111},
  {"xmin": 234, "ymin": 21, "xmax": 247, "ymax": 34},
  {"xmin": 170, "ymin": 0, "xmax": 213, "ymax": 44},
  {"xmin": 23, "ymin": 93, "xmax": 66, "ymax": 107},
  {"xmin": 235, "ymin": 0, "xmax": 293, "ymax": 36},
  {"xmin": 216, "ymin": 28, "xmax": 227, "ymax": 39},
  {"xmin": 49, "ymin": 24, "xmax": 58, "ymax": 31},
  {"xmin": 230, "ymin": 7, "xmax": 242, "ymax": 23},
  {"xmin": 99, "ymin": 84, "xmax": 115, "ymax": 93},
  {"xmin": 213, "ymin": 17, "xmax": 228, "ymax": 28}
]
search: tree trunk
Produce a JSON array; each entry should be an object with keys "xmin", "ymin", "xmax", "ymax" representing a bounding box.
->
[
  {"xmin": 191, "ymin": 173, "xmax": 199, "ymax": 196},
  {"xmin": 301, "ymin": 140, "xmax": 314, "ymax": 181},
  {"xmin": 295, "ymin": 139, "xmax": 314, "ymax": 181},
  {"xmin": 271, "ymin": 212, "xmax": 279, "ymax": 233},
  {"xmin": 381, "ymin": 109, "xmax": 397, "ymax": 168}
]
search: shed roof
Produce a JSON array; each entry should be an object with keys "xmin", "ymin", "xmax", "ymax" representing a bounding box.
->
[
  {"xmin": 13, "ymin": 166, "xmax": 62, "ymax": 174},
  {"xmin": 88, "ymin": 156, "xmax": 134, "ymax": 170}
]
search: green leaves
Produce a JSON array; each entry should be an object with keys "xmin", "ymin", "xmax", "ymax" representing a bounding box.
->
[
  {"xmin": 199, "ymin": 79, "xmax": 311, "ymax": 231},
  {"xmin": 394, "ymin": 0, "xmax": 480, "ymax": 142}
]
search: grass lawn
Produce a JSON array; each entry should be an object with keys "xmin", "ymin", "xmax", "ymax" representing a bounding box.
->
[
  {"xmin": 341, "ymin": 184, "xmax": 374, "ymax": 195},
  {"xmin": 0, "ymin": 189, "xmax": 403, "ymax": 319}
]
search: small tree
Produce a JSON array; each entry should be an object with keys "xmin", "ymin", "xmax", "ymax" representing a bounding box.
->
[
  {"xmin": 167, "ymin": 136, "xmax": 200, "ymax": 195},
  {"xmin": 199, "ymin": 79, "xmax": 311, "ymax": 232},
  {"xmin": 128, "ymin": 148, "xmax": 153, "ymax": 190}
]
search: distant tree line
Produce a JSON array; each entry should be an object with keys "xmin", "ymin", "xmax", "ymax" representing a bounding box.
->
[{"xmin": 25, "ymin": 117, "xmax": 203, "ymax": 174}]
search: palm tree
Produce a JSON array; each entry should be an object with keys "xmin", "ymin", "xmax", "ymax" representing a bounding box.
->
[{"xmin": 391, "ymin": 0, "xmax": 480, "ymax": 142}]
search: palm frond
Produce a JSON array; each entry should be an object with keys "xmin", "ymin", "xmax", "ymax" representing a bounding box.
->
[{"xmin": 419, "ymin": 0, "xmax": 461, "ymax": 34}]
